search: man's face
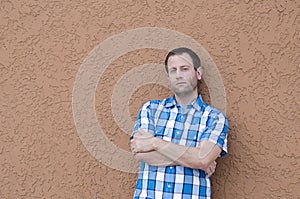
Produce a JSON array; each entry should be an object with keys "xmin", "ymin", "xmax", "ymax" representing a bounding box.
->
[{"xmin": 167, "ymin": 53, "xmax": 202, "ymax": 96}]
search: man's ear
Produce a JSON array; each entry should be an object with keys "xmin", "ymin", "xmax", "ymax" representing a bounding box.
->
[{"xmin": 196, "ymin": 67, "xmax": 203, "ymax": 80}]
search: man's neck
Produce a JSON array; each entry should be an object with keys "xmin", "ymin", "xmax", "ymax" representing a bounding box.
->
[{"xmin": 175, "ymin": 92, "xmax": 198, "ymax": 105}]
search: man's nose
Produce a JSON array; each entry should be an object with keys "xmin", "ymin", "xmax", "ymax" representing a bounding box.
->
[{"xmin": 175, "ymin": 70, "xmax": 183, "ymax": 79}]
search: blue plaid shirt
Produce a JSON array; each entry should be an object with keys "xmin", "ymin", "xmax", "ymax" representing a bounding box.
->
[{"xmin": 132, "ymin": 95, "xmax": 228, "ymax": 199}]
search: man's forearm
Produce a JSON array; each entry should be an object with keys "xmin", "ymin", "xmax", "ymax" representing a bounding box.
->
[
  {"xmin": 150, "ymin": 138, "xmax": 221, "ymax": 170},
  {"xmin": 134, "ymin": 151, "xmax": 178, "ymax": 166},
  {"xmin": 131, "ymin": 130, "xmax": 221, "ymax": 170}
]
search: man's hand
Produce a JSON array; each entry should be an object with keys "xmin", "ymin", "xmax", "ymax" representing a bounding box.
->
[
  {"xmin": 204, "ymin": 161, "xmax": 217, "ymax": 177},
  {"xmin": 131, "ymin": 129, "xmax": 155, "ymax": 154}
]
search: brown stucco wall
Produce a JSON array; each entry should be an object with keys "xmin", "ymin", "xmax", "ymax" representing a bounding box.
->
[{"xmin": 1, "ymin": 0, "xmax": 299, "ymax": 198}]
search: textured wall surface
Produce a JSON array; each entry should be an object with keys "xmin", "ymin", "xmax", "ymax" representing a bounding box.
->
[{"xmin": 1, "ymin": 0, "xmax": 299, "ymax": 198}]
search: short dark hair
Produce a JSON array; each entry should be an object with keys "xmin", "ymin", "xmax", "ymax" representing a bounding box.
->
[{"xmin": 164, "ymin": 47, "xmax": 201, "ymax": 72}]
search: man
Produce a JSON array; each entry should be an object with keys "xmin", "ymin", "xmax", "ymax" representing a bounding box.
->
[{"xmin": 130, "ymin": 47, "xmax": 228, "ymax": 199}]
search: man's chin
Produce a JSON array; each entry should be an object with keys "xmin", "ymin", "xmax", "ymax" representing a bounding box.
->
[
  {"xmin": 174, "ymin": 90, "xmax": 191, "ymax": 96},
  {"xmin": 173, "ymin": 87, "xmax": 197, "ymax": 96}
]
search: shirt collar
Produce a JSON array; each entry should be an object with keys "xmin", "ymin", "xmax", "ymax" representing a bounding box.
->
[{"xmin": 165, "ymin": 94, "xmax": 204, "ymax": 111}]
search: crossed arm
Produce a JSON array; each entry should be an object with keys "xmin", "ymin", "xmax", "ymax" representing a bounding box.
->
[{"xmin": 130, "ymin": 129, "xmax": 221, "ymax": 176}]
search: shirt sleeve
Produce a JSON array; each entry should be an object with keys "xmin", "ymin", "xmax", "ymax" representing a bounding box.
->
[
  {"xmin": 199, "ymin": 110, "xmax": 229, "ymax": 157},
  {"xmin": 130, "ymin": 101, "xmax": 155, "ymax": 140}
]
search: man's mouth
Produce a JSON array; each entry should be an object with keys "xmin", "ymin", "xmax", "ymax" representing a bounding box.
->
[{"xmin": 176, "ymin": 82, "xmax": 186, "ymax": 85}]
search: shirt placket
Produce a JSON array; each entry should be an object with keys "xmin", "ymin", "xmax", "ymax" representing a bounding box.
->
[{"xmin": 179, "ymin": 108, "xmax": 195, "ymax": 146}]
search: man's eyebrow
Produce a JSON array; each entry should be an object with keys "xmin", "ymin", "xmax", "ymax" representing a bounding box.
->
[{"xmin": 168, "ymin": 64, "xmax": 191, "ymax": 70}]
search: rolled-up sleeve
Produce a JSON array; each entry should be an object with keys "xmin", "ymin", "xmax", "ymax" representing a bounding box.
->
[
  {"xmin": 131, "ymin": 101, "xmax": 155, "ymax": 140},
  {"xmin": 199, "ymin": 110, "xmax": 228, "ymax": 157}
]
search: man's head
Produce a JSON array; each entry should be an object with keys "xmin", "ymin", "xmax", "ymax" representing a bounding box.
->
[{"xmin": 164, "ymin": 47, "xmax": 203, "ymax": 102}]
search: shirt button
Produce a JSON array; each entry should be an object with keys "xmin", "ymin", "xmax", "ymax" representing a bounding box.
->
[
  {"xmin": 170, "ymin": 166, "xmax": 173, "ymax": 169},
  {"xmin": 167, "ymin": 184, "xmax": 171, "ymax": 188},
  {"xmin": 176, "ymin": 132, "xmax": 180, "ymax": 134}
]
